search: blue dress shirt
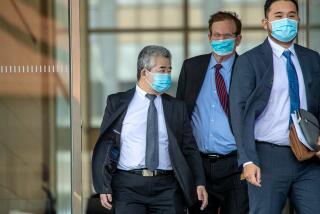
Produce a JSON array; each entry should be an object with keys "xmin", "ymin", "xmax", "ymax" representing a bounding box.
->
[{"xmin": 191, "ymin": 54, "xmax": 237, "ymax": 154}]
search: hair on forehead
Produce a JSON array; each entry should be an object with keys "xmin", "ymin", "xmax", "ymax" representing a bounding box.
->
[{"xmin": 264, "ymin": 0, "xmax": 299, "ymax": 17}]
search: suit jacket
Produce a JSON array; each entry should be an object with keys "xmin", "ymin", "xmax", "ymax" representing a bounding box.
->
[
  {"xmin": 230, "ymin": 38, "xmax": 320, "ymax": 167},
  {"xmin": 176, "ymin": 53, "xmax": 237, "ymax": 119},
  {"xmin": 91, "ymin": 87, "xmax": 206, "ymax": 206},
  {"xmin": 176, "ymin": 53, "xmax": 212, "ymax": 116}
]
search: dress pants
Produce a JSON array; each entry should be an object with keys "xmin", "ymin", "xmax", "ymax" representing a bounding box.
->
[
  {"xmin": 248, "ymin": 142, "xmax": 320, "ymax": 214},
  {"xmin": 111, "ymin": 170, "xmax": 186, "ymax": 214},
  {"xmin": 189, "ymin": 154, "xmax": 249, "ymax": 214}
]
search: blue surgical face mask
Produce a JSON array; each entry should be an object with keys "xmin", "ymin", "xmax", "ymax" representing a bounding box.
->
[
  {"xmin": 210, "ymin": 38, "xmax": 236, "ymax": 56},
  {"xmin": 270, "ymin": 18, "xmax": 298, "ymax": 43},
  {"xmin": 146, "ymin": 70, "xmax": 172, "ymax": 93}
]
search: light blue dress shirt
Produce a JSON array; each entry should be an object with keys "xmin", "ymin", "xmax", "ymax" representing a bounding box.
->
[{"xmin": 191, "ymin": 54, "xmax": 237, "ymax": 154}]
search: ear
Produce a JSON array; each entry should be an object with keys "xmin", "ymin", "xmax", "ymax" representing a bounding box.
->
[
  {"xmin": 262, "ymin": 18, "xmax": 268, "ymax": 31},
  {"xmin": 208, "ymin": 32, "xmax": 211, "ymax": 42},
  {"xmin": 141, "ymin": 68, "xmax": 147, "ymax": 78},
  {"xmin": 235, "ymin": 35, "xmax": 242, "ymax": 47}
]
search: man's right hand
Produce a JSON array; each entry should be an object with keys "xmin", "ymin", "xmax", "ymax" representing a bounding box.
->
[
  {"xmin": 243, "ymin": 163, "xmax": 261, "ymax": 187},
  {"xmin": 100, "ymin": 194, "xmax": 112, "ymax": 210}
]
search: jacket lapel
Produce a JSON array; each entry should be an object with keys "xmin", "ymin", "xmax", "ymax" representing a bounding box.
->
[
  {"xmin": 161, "ymin": 94, "xmax": 174, "ymax": 132},
  {"xmin": 243, "ymin": 39, "xmax": 274, "ymax": 117},
  {"xmin": 261, "ymin": 38, "xmax": 274, "ymax": 86},
  {"xmin": 192, "ymin": 54, "xmax": 212, "ymax": 102},
  {"xmin": 294, "ymin": 45, "xmax": 312, "ymax": 96},
  {"xmin": 98, "ymin": 88, "xmax": 135, "ymax": 142}
]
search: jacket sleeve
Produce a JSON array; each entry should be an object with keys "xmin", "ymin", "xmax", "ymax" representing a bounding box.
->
[
  {"xmin": 176, "ymin": 60, "xmax": 187, "ymax": 100},
  {"xmin": 317, "ymin": 53, "xmax": 320, "ymax": 123},
  {"xmin": 229, "ymin": 54, "xmax": 260, "ymax": 167},
  {"xmin": 92, "ymin": 96, "xmax": 114, "ymax": 194},
  {"xmin": 181, "ymin": 102, "xmax": 206, "ymax": 186}
]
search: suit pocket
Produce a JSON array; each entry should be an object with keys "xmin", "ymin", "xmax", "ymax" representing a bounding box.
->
[{"xmin": 104, "ymin": 144, "xmax": 120, "ymax": 174}]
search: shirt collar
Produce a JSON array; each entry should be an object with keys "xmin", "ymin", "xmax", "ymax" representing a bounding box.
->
[
  {"xmin": 209, "ymin": 53, "xmax": 236, "ymax": 73},
  {"xmin": 268, "ymin": 37, "xmax": 296, "ymax": 58},
  {"xmin": 135, "ymin": 84, "xmax": 160, "ymax": 101}
]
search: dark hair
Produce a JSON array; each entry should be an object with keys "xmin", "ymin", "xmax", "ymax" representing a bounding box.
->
[
  {"xmin": 136, "ymin": 45, "xmax": 171, "ymax": 80},
  {"xmin": 264, "ymin": 0, "xmax": 299, "ymax": 17},
  {"xmin": 208, "ymin": 11, "xmax": 242, "ymax": 36}
]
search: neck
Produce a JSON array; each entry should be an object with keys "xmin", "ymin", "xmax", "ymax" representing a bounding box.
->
[
  {"xmin": 137, "ymin": 79, "xmax": 160, "ymax": 95},
  {"xmin": 269, "ymin": 35, "xmax": 294, "ymax": 49},
  {"xmin": 213, "ymin": 52, "xmax": 234, "ymax": 64}
]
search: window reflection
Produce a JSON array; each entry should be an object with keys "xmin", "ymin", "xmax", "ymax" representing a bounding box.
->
[{"xmin": 0, "ymin": 0, "xmax": 72, "ymax": 213}]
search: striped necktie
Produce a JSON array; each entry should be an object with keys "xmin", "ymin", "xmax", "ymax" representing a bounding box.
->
[{"xmin": 214, "ymin": 63, "xmax": 229, "ymax": 116}]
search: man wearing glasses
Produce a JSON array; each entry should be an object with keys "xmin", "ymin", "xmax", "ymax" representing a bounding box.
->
[{"xmin": 177, "ymin": 11, "xmax": 248, "ymax": 214}]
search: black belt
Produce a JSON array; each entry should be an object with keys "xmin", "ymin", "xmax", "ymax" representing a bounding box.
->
[
  {"xmin": 256, "ymin": 140, "xmax": 291, "ymax": 148},
  {"xmin": 119, "ymin": 169, "xmax": 174, "ymax": 177},
  {"xmin": 200, "ymin": 151, "xmax": 237, "ymax": 161}
]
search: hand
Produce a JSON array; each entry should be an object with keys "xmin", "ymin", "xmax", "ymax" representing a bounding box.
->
[
  {"xmin": 316, "ymin": 136, "xmax": 320, "ymax": 159},
  {"xmin": 196, "ymin": 185, "xmax": 208, "ymax": 211},
  {"xmin": 243, "ymin": 163, "xmax": 261, "ymax": 187},
  {"xmin": 100, "ymin": 194, "xmax": 112, "ymax": 210}
]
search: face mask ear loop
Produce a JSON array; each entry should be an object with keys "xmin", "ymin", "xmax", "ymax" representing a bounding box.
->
[{"xmin": 144, "ymin": 68, "xmax": 153, "ymax": 87}]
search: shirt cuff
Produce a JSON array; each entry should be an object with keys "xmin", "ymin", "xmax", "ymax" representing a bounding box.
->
[{"xmin": 243, "ymin": 161, "xmax": 253, "ymax": 167}]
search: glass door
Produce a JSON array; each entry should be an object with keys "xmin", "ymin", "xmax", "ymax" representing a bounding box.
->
[{"xmin": 0, "ymin": 0, "xmax": 81, "ymax": 213}]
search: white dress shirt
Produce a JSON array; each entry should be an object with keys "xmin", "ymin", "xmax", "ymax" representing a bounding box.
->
[
  {"xmin": 254, "ymin": 37, "xmax": 307, "ymax": 146},
  {"xmin": 117, "ymin": 85, "xmax": 172, "ymax": 170}
]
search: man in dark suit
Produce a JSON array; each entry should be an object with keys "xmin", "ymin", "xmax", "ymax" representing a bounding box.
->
[
  {"xmin": 230, "ymin": 0, "xmax": 320, "ymax": 213},
  {"xmin": 177, "ymin": 11, "xmax": 248, "ymax": 214},
  {"xmin": 92, "ymin": 45, "xmax": 208, "ymax": 214}
]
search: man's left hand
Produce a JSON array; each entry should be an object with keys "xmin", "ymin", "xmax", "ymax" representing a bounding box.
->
[
  {"xmin": 316, "ymin": 136, "xmax": 320, "ymax": 159},
  {"xmin": 196, "ymin": 185, "xmax": 208, "ymax": 211}
]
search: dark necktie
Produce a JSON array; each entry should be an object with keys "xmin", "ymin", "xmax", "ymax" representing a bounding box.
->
[
  {"xmin": 214, "ymin": 63, "xmax": 229, "ymax": 116},
  {"xmin": 145, "ymin": 94, "xmax": 159, "ymax": 170},
  {"xmin": 283, "ymin": 50, "xmax": 300, "ymax": 123}
]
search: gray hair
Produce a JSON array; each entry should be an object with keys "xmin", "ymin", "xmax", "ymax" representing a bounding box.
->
[{"xmin": 137, "ymin": 45, "xmax": 172, "ymax": 80}]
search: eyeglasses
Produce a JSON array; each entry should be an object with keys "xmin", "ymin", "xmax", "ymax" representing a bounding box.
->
[{"xmin": 211, "ymin": 32, "xmax": 237, "ymax": 39}]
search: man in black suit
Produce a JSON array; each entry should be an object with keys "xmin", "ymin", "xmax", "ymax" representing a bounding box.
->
[
  {"xmin": 230, "ymin": 0, "xmax": 320, "ymax": 213},
  {"xmin": 177, "ymin": 12, "xmax": 248, "ymax": 214},
  {"xmin": 92, "ymin": 45, "xmax": 208, "ymax": 214}
]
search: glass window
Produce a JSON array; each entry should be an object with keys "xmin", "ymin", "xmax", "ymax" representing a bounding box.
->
[
  {"xmin": 189, "ymin": 0, "xmax": 263, "ymax": 28},
  {"xmin": 309, "ymin": 1, "xmax": 320, "ymax": 52},
  {"xmin": 310, "ymin": 1, "xmax": 320, "ymax": 25},
  {"xmin": 310, "ymin": 30, "xmax": 320, "ymax": 52},
  {"xmin": 89, "ymin": 0, "xmax": 183, "ymax": 29},
  {"xmin": 0, "ymin": 0, "xmax": 72, "ymax": 213}
]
